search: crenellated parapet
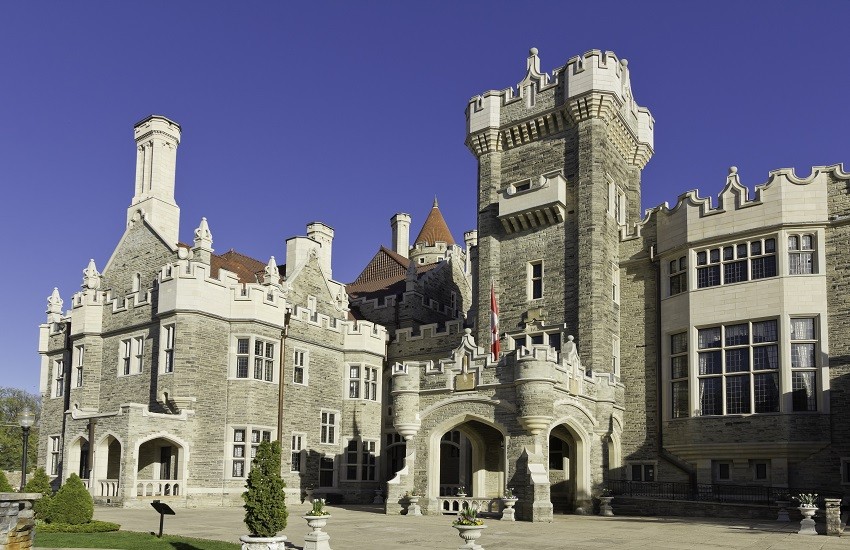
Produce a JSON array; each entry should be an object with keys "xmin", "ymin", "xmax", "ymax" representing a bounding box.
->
[
  {"xmin": 624, "ymin": 164, "xmax": 850, "ymax": 253},
  {"xmin": 465, "ymin": 48, "xmax": 654, "ymax": 167}
]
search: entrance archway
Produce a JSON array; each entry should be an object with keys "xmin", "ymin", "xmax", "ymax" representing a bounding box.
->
[
  {"xmin": 547, "ymin": 418, "xmax": 591, "ymax": 513},
  {"xmin": 94, "ymin": 434, "xmax": 121, "ymax": 497},
  {"xmin": 68, "ymin": 436, "xmax": 89, "ymax": 481},
  {"xmin": 135, "ymin": 435, "xmax": 185, "ymax": 497}
]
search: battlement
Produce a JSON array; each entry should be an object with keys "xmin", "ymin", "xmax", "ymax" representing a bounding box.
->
[
  {"xmin": 350, "ymin": 286, "xmax": 461, "ymax": 319},
  {"xmin": 466, "ymin": 48, "xmax": 653, "ymax": 159},
  {"xmin": 626, "ymin": 164, "xmax": 850, "ymax": 251},
  {"xmin": 392, "ymin": 318, "xmax": 466, "ymax": 343}
]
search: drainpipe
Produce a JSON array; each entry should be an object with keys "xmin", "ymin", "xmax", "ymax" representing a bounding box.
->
[
  {"xmin": 277, "ymin": 307, "xmax": 293, "ymax": 444},
  {"xmin": 652, "ymin": 248, "xmax": 697, "ymax": 493},
  {"xmin": 59, "ymin": 320, "xmax": 73, "ymax": 485}
]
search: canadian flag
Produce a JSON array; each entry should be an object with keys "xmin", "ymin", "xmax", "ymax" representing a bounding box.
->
[{"xmin": 490, "ymin": 280, "xmax": 500, "ymax": 360}]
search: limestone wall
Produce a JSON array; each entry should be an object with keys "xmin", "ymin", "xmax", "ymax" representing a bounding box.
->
[{"xmin": 0, "ymin": 493, "xmax": 40, "ymax": 550}]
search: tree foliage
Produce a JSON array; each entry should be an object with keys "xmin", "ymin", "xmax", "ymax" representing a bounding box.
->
[
  {"xmin": 24, "ymin": 466, "xmax": 53, "ymax": 518},
  {"xmin": 47, "ymin": 473, "xmax": 93, "ymax": 525},
  {"xmin": 242, "ymin": 440, "xmax": 287, "ymax": 537},
  {"xmin": 0, "ymin": 470, "xmax": 12, "ymax": 492},
  {"xmin": 0, "ymin": 387, "xmax": 41, "ymax": 472}
]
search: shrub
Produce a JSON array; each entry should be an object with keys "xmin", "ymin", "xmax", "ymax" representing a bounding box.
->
[
  {"xmin": 46, "ymin": 473, "xmax": 93, "ymax": 525},
  {"xmin": 243, "ymin": 440, "xmax": 287, "ymax": 537},
  {"xmin": 37, "ymin": 520, "xmax": 120, "ymax": 533},
  {"xmin": 0, "ymin": 471, "xmax": 12, "ymax": 492},
  {"xmin": 24, "ymin": 467, "xmax": 53, "ymax": 518}
]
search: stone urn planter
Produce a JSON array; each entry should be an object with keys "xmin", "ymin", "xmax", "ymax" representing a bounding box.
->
[
  {"xmin": 372, "ymin": 489, "xmax": 384, "ymax": 504},
  {"xmin": 453, "ymin": 524, "xmax": 486, "ymax": 549},
  {"xmin": 500, "ymin": 497, "xmax": 518, "ymax": 521},
  {"xmin": 599, "ymin": 496, "xmax": 614, "ymax": 517},
  {"xmin": 303, "ymin": 514, "xmax": 332, "ymax": 550},
  {"xmin": 405, "ymin": 494, "xmax": 422, "ymax": 516},
  {"xmin": 240, "ymin": 534, "xmax": 288, "ymax": 550},
  {"xmin": 798, "ymin": 506, "xmax": 818, "ymax": 535}
]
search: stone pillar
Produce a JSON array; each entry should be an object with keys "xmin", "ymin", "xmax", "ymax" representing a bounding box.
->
[
  {"xmin": 824, "ymin": 498, "xmax": 842, "ymax": 536},
  {"xmin": 0, "ymin": 493, "xmax": 41, "ymax": 550}
]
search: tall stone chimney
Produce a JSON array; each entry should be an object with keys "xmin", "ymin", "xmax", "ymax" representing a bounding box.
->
[
  {"xmin": 391, "ymin": 213, "xmax": 411, "ymax": 258},
  {"xmin": 128, "ymin": 115, "xmax": 181, "ymax": 246},
  {"xmin": 306, "ymin": 222, "xmax": 334, "ymax": 279}
]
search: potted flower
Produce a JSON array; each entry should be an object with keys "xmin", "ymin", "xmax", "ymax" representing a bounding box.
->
[
  {"xmin": 456, "ymin": 485, "xmax": 467, "ymax": 498},
  {"xmin": 303, "ymin": 498, "xmax": 332, "ymax": 549},
  {"xmin": 598, "ymin": 488, "xmax": 614, "ymax": 517},
  {"xmin": 795, "ymin": 492, "xmax": 818, "ymax": 536},
  {"xmin": 453, "ymin": 503, "xmax": 486, "ymax": 548},
  {"xmin": 240, "ymin": 441, "xmax": 288, "ymax": 550},
  {"xmin": 500, "ymin": 487, "xmax": 518, "ymax": 521}
]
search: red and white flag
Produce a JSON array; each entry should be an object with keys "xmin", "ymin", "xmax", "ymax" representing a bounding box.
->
[{"xmin": 490, "ymin": 280, "xmax": 500, "ymax": 360}]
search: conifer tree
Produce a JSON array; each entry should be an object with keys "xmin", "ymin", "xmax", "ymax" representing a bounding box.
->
[
  {"xmin": 47, "ymin": 473, "xmax": 93, "ymax": 525},
  {"xmin": 243, "ymin": 440, "xmax": 288, "ymax": 537},
  {"xmin": 24, "ymin": 467, "xmax": 53, "ymax": 518},
  {"xmin": 0, "ymin": 470, "xmax": 12, "ymax": 492}
]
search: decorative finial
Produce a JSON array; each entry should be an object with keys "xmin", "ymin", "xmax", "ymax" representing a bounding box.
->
[
  {"xmin": 620, "ymin": 58, "xmax": 628, "ymax": 67},
  {"xmin": 263, "ymin": 256, "xmax": 281, "ymax": 285},
  {"xmin": 82, "ymin": 259, "xmax": 101, "ymax": 290},
  {"xmin": 529, "ymin": 47, "xmax": 538, "ymax": 56},
  {"xmin": 194, "ymin": 217, "xmax": 213, "ymax": 249},
  {"xmin": 47, "ymin": 287, "xmax": 63, "ymax": 314},
  {"xmin": 729, "ymin": 166, "xmax": 738, "ymax": 175},
  {"xmin": 433, "ymin": 195, "xmax": 439, "ymax": 208}
]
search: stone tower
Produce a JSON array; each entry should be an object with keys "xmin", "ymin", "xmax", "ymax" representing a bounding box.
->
[
  {"xmin": 128, "ymin": 115, "xmax": 182, "ymax": 246},
  {"xmin": 466, "ymin": 48, "xmax": 653, "ymax": 373}
]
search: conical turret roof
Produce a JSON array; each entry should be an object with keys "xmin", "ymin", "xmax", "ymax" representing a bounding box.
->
[{"xmin": 413, "ymin": 197, "xmax": 456, "ymax": 246}]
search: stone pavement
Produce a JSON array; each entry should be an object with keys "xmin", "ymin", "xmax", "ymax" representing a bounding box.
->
[{"xmin": 36, "ymin": 504, "xmax": 849, "ymax": 550}]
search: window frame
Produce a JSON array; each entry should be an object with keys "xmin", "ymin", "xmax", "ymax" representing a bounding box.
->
[
  {"xmin": 49, "ymin": 435, "xmax": 61, "ymax": 476},
  {"xmin": 790, "ymin": 317, "xmax": 818, "ymax": 412},
  {"xmin": 626, "ymin": 461, "xmax": 656, "ymax": 482},
  {"xmin": 291, "ymin": 432, "xmax": 305, "ymax": 473},
  {"xmin": 320, "ymin": 410, "xmax": 339, "ymax": 445},
  {"xmin": 788, "ymin": 233, "xmax": 816, "ymax": 275},
  {"xmin": 74, "ymin": 345, "xmax": 84, "ymax": 388},
  {"xmin": 670, "ymin": 332, "xmax": 689, "ymax": 419},
  {"xmin": 293, "ymin": 348, "xmax": 308, "ymax": 386},
  {"xmin": 228, "ymin": 425, "xmax": 274, "ymax": 479},
  {"xmin": 695, "ymin": 236, "xmax": 777, "ymax": 289},
  {"xmin": 232, "ymin": 336, "xmax": 277, "ymax": 383},
  {"xmin": 53, "ymin": 358, "xmax": 65, "ymax": 398},
  {"xmin": 528, "ymin": 260, "xmax": 544, "ymax": 301},
  {"xmin": 162, "ymin": 324, "xmax": 175, "ymax": 374},
  {"xmin": 669, "ymin": 256, "xmax": 687, "ymax": 296}
]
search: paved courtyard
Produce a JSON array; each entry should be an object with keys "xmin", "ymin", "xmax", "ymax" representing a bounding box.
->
[{"xmin": 34, "ymin": 504, "xmax": 849, "ymax": 550}]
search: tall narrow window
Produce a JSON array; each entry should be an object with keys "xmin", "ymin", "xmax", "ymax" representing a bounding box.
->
[
  {"xmin": 670, "ymin": 332, "xmax": 689, "ymax": 418},
  {"xmin": 163, "ymin": 325, "xmax": 175, "ymax": 373},
  {"xmin": 362, "ymin": 440, "xmax": 377, "ymax": 481},
  {"xmin": 54, "ymin": 359, "xmax": 65, "ymax": 398},
  {"xmin": 49, "ymin": 436, "xmax": 61, "ymax": 475},
  {"xmin": 291, "ymin": 434, "xmax": 304, "ymax": 472},
  {"xmin": 236, "ymin": 338, "xmax": 250, "ymax": 378},
  {"xmin": 612, "ymin": 336, "xmax": 620, "ymax": 377},
  {"xmin": 349, "ymin": 366, "xmax": 361, "ymax": 398},
  {"xmin": 346, "ymin": 440, "xmax": 359, "ymax": 480},
  {"xmin": 529, "ymin": 261, "xmax": 543, "ymax": 300},
  {"xmin": 791, "ymin": 318, "xmax": 817, "ymax": 411},
  {"xmin": 319, "ymin": 456, "xmax": 335, "ymax": 487},
  {"xmin": 253, "ymin": 340, "xmax": 274, "ymax": 382},
  {"xmin": 121, "ymin": 339, "xmax": 132, "ymax": 375},
  {"xmin": 364, "ymin": 366, "xmax": 378, "ymax": 401},
  {"xmin": 133, "ymin": 336, "xmax": 144, "ymax": 373},
  {"xmin": 75, "ymin": 345, "xmax": 84, "ymax": 388},
  {"xmin": 669, "ymin": 256, "xmax": 687, "ymax": 295},
  {"xmin": 320, "ymin": 411, "xmax": 337, "ymax": 444},
  {"xmin": 612, "ymin": 264, "xmax": 621, "ymax": 304},
  {"xmin": 232, "ymin": 429, "xmax": 246, "ymax": 477},
  {"xmin": 293, "ymin": 349, "xmax": 307, "ymax": 385},
  {"xmin": 788, "ymin": 234, "xmax": 815, "ymax": 275}
]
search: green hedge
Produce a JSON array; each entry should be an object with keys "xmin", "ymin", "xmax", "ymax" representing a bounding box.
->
[
  {"xmin": 46, "ymin": 474, "xmax": 93, "ymax": 525},
  {"xmin": 37, "ymin": 520, "xmax": 121, "ymax": 533}
]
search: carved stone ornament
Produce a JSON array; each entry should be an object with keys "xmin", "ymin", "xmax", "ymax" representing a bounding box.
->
[
  {"xmin": 47, "ymin": 287, "xmax": 63, "ymax": 314},
  {"xmin": 193, "ymin": 217, "xmax": 213, "ymax": 249},
  {"xmin": 264, "ymin": 256, "xmax": 281, "ymax": 285},
  {"xmin": 82, "ymin": 258, "xmax": 101, "ymax": 290}
]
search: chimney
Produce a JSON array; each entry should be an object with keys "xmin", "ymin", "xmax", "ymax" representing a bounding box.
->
[
  {"xmin": 391, "ymin": 213, "xmax": 411, "ymax": 258},
  {"xmin": 128, "ymin": 115, "xmax": 182, "ymax": 246},
  {"xmin": 306, "ymin": 222, "xmax": 334, "ymax": 279}
]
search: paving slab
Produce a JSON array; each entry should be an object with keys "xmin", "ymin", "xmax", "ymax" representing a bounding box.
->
[{"xmin": 34, "ymin": 505, "xmax": 850, "ymax": 550}]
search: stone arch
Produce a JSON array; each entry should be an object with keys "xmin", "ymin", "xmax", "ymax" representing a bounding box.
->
[
  {"xmin": 93, "ymin": 433, "xmax": 123, "ymax": 497},
  {"xmin": 547, "ymin": 414, "xmax": 593, "ymax": 511},
  {"xmin": 66, "ymin": 434, "xmax": 89, "ymax": 480},
  {"xmin": 425, "ymin": 410, "xmax": 508, "ymax": 502},
  {"xmin": 133, "ymin": 432, "xmax": 189, "ymax": 499}
]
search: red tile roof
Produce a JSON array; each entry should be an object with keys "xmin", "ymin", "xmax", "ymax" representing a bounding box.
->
[
  {"xmin": 414, "ymin": 198, "xmax": 456, "ymax": 246},
  {"xmin": 347, "ymin": 246, "xmax": 439, "ymax": 296}
]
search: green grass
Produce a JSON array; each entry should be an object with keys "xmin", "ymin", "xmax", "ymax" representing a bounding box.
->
[{"xmin": 36, "ymin": 530, "xmax": 240, "ymax": 550}]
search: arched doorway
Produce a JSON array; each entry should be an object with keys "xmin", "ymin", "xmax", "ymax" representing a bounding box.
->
[
  {"xmin": 136, "ymin": 436, "xmax": 184, "ymax": 498},
  {"xmin": 547, "ymin": 419, "xmax": 591, "ymax": 513},
  {"xmin": 429, "ymin": 418, "xmax": 506, "ymax": 514},
  {"xmin": 68, "ymin": 436, "xmax": 90, "ymax": 481},
  {"xmin": 94, "ymin": 434, "xmax": 121, "ymax": 497}
]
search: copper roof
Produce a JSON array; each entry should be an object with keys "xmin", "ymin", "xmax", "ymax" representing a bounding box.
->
[{"xmin": 413, "ymin": 198, "xmax": 456, "ymax": 246}]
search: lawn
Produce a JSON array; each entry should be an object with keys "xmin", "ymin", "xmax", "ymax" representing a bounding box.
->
[{"xmin": 36, "ymin": 531, "xmax": 240, "ymax": 550}]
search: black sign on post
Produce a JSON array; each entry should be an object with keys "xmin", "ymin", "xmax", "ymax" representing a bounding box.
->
[{"xmin": 150, "ymin": 499, "xmax": 176, "ymax": 538}]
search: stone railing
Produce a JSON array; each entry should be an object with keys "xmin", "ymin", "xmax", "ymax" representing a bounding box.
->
[
  {"xmin": 136, "ymin": 479, "xmax": 182, "ymax": 497},
  {"xmin": 97, "ymin": 479, "xmax": 120, "ymax": 497},
  {"xmin": 438, "ymin": 496, "xmax": 501, "ymax": 516},
  {"xmin": 0, "ymin": 493, "xmax": 41, "ymax": 550}
]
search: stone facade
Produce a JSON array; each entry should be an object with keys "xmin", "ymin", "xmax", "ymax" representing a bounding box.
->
[{"xmin": 36, "ymin": 49, "xmax": 850, "ymax": 520}]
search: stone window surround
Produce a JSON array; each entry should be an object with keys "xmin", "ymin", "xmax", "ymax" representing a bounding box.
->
[
  {"xmin": 73, "ymin": 345, "xmax": 84, "ymax": 388},
  {"xmin": 626, "ymin": 461, "xmax": 656, "ymax": 482},
  {"xmin": 290, "ymin": 432, "xmax": 305, "ymax": 473},
  {"xmin": 230, "ymin": 334, "xmax": 278, "ymax": 383},
  {"xmin": 752, "ymin": 459, "xmax": 769, "ymax": 481},
  {"xmin": 527, "ymin": 260, "xmax": 544, "ymax": 301},
  {"xmin": 293, "ymin": 348, "xmax": 308, "ymax": 386},
  {"xmin": 52, "ymin": 358, "xmax": 65, "ymax": 398},
  {"xmin": 665, "ymin": 314, "xmax": 824, "ymax": 419},
  {"xmin": 787, "ymin": 232, "xmax": 817, "ymax": 275},
  {"xmin": 48, "ymin": 435, "xmax": 61, "ymax": 476},
  {"xmin": 320, "ymin": 409, "xmax": 339, "ymax": 445},
  {"xmin": 161, "ymin": 324, "xmax": 175, "ymax": 374},
  {"xmin": 227, "ymin": 425, "xmax": 274, "ymax": 479},
  {"xmin": 696, "ymin": 236, "xmax": 778, "ymax": 289},
  {"xmin": 318, "ymin": 453, "xmax": 337, "ymax": 488},
  {"xmin": 612, "ymin": 262, "xmax": 621, "ymax": 304},
  {"xmin": 344, "ymin": 438, "xmax": 378, "ymax": 482},
  {"xmin": 118, "ymin": 335, "xmax": 145, "ymax": 377},
  {"xmin": 606, "ymin": 177, "xmax": 627, "ymax": 226},
  {"xmin": 346, "ymin": 364, "xmax": 379, "ymax": 402},
  {"xmin": 668, "ymin": 255, "xmax": 687, "ymax": 297}
]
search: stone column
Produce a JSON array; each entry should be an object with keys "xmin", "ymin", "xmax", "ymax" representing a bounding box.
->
[
  {"xmin": 824, "ymin": 498, "xmax": 842, "ymax": 536},
  {"xmin": 0, "ymin": 493, "xmax": 42, "ymax": 550}
]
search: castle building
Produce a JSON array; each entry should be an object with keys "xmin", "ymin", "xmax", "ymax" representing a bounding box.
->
[{"xmin": 37, "ymin": 49, "xmax": 850, "ymax": 520}]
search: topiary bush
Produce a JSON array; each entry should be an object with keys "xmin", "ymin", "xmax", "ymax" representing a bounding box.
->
[
  {"xmin": 24, "ymin": 467, "xmax": 53, "ymax": 518},
  {"xmin": 0, "ymin": 470, "xmax": 12, "ymax": 492},
  {"xmin": 243, "ymin": 440, "xmax": 288, "ymax": 537},
  {"xmin": 46, "ymin": 473, "xmax": 93, "ymax": 525}
]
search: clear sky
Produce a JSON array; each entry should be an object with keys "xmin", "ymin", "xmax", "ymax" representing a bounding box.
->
[{"xmin": 2, "ymin": 1, "xmax": 848, "ymax": 393}]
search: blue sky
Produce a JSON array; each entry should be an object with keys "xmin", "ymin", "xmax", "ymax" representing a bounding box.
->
[{"xmin": 2, "ymin": 1, "xmax": 848, "ymax": 393}]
